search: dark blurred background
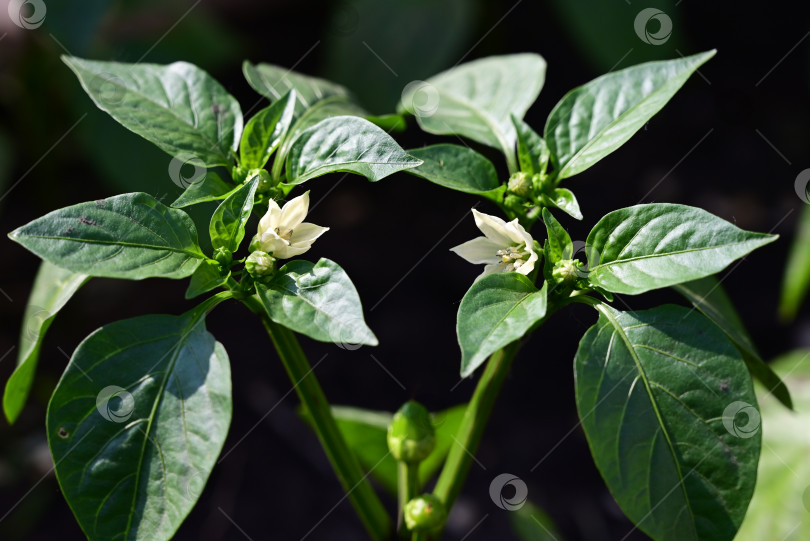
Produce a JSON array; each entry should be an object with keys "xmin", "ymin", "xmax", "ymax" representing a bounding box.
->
[{"xmin": 1, "ymin": 1, "xmax": 809, "ymax": 539}]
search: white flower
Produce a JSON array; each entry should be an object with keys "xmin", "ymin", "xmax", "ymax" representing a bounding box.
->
[
  {"xmin": 450, "ymin": 209, "xmax": 538, "ymax": 280},
  {"xmin": 257, "ymin": 191, "xmax": 329, "ymax": 259}
]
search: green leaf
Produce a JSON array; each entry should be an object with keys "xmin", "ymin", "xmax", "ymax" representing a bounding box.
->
[
  {"xmin": 3, "ymin": 262, "xmax": 88, "ymax": 424},
  {"xmin": 585, "ymin": 203, "xmax": 777, "ymax": 295},
  {"xmin": 47, "ymin": 310, "xmax": 231, "ymax": 541},
  {"xmin": 242, "ymin": 61, "xmax": 351, "ymax": 115},
  {"xmin": 302, "ymin": 404, "xmax": 466, "ymax": 496},
  {"xmin": 779, "ymin": 204, "xmax": 810, "ymax": 321},
  {"xmin": 285, "ymin": 116, "xmax": 422, "ymax": 184},
  {"xmin": 542, "ymin": 208, "xmax": 572, "ymax": 263},
  {"xmin": 63, "ymin": 56, "xmax": 242, "ymax": 166},
  {"xmin": 171, "ymin": 170, "xmax": 235, "ymax": 208},
  {"xmin": 509, "ymin": 500, "xmax": 565, "ymax": 541},
  {"xmin": 365, "ymin": 113, "xmax": 406, "ymax": 133},
  {"xmin": 9, "ymin": 193, "xmax": 205, "ymax": 280},
  {"xmin": 185, "ymin": 260, "xmax": 229, "ymax": 300},
  {"xmin": 674, "ymin": 276, "xmax": 792, "ymax": 409},
  {"xmin": 576, "ymin": 304, "xmax": 760, "ymax": 541},
  {"xmin": 209, "ymin": 175, "xmax": 259, "ymax": 253},
  {"xmin": 512, "ymin": 115, "xmax": 549, "ymax": 175},
  {"xmin": 457, "ymin": 274, "xmax": 547, "ymax": 377},
  {"xmin": 272, "ymin": 97, "xmax": 368, "ymax": 181},
  {"xmin": 735, "ymin": 350, "xmax": 810, "ymax": 541},
  {"xmin": 239, "ymin": 90, "xmax": 297, "ymax": 170},
  {"xmin": 406, "ymin": 144, "xmax": 500, "ymax": 194},
  {"xmin": 543, "ymin": 187, "xmax": 582, "ymax": 220},
  {"xmin": 256, "ymin": 258, "xmax": 377, "ymax": 345},
  {"xmin": 399, "ymin": 54, "xmax": 547, "ymax": 171},
  {"xmin": 545, "ymin": 51, "xmax": 715, "ymax": 180}
]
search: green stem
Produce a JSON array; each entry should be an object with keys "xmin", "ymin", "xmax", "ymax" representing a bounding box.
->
[
  {"xmin": 432, "ymin": 340, "xmax": 522, "ymax": 509},
  {"xmin": 241, "ymin": 296, "xmax": 392, "ymax": 540},
  {"xmin": 397, "ymin": 462, "xmax": 419, "ymax": 535}
]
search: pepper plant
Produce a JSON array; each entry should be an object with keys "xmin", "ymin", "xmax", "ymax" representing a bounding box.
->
[{"xmin": 4, "ymin": 49, "xmax": 792, "ymax": 541}]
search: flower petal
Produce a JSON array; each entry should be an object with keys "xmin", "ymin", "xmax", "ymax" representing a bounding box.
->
[
  {"xmin": 259, "ymin": 230, "xmax": 289, "ymax": 255},
  {"xmin": 279, "ymin": 191, "xmax": 310, "ymax": 231},
  {"xmin": 275, "ymin": 243, "xmax": 312, "ymax": 259},
  {"xmin": 450, "ymin": 236, "xmax": 503, "ymax": 265},
  {"xmin": 258, "ymin": 198, "xmax": 283, "ymax": 236},
  {"xmin": 472, "ymin": 209, "xmax": 513, "ymax": 246},
  {"xmin": 502, "ymin": 217, "xmax": 533, "ymax": 246},
  {"xmin": 514, "ymin": 249, "xmax": 539, "ymax": 276},
  {"xmin": 290, "ymin": 222, "xmax": 329, "ymax": 245},
  {"xmin": 477, "ymin": 262, "xmax": 508, "ymax": 281}
]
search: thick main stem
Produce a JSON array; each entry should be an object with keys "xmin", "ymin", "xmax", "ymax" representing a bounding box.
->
[
  {"xmin": 432, "ymin": 340, "xmax": 522, "ymax": 510},
  {"xmin": 246, "ymin": 297, "xmax": 391, "ymax": 540}
]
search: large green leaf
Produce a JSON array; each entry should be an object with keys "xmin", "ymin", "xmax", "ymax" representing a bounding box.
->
[
  {"xmin": 301, "ymin": 404, "xmax": 466, "ymax": 496},
  {"xmin": 3, "ymin": 262, "xmax": 88, "ymax": 424},
  {"xmin": 457, "ymin": 274, "xmax": 547, "ymax": 377},
  {"xmin": 545, "ymin": 51, "xmax": 715, "ymax": 180},
  {"xmin": 272, "ymin": 97, "xmax": 368, "ymax": 181},
  {"xmin": 779, "ymin": 204, "xmax": 810, "ymax": 321},
  {"xmin": 239, "ymin": 90, "xmax": 297, "ymax": 170},
  {"xmin": 736, "ymin": 350, "xmax": 810, "ymax": 541},
  {"xmin": 405, "ymin": 144, "xmax": 500, "ymax": 195},
  {"xmin": 576, "ymin": 304, "xmax": 760, "ymax": 541},
  {"xmin": 674, "ymin": 276, "xmax": 792, "ymax": 409},
  {"xmin": 242, "ymin": 61, "xmax": 351, "ymax": 115},
  {"xmin": 285, "ymin": 116, "xmax": 422, "ymax": 184},
  {"xmin": 63, "ymin": 56, "xmax": 242, "ymax": 166},
  {"xmin": 47, "ymin": 310, "xmax": 232, "ymax": 541},
  {"xmin": 399, "ymin": 54, "xmax": 546, "ymax": 171},
  {"xmin": 209, "ymin": 175, "xmax": 259, "ymax": 254},
  {"xmin": 585, "ymin": 204, "xmax": 777, "ymax": 295},
  {"xmin": 171, "ymin": 170, "xmax": 235, "ymax": 209},
  {"xmin": 256, "ymin": 258, "xmax": 377, "ymax": 345},
  {"xmin": 9, "ymin": 193, "xmax": 205, "ymax": 280}
]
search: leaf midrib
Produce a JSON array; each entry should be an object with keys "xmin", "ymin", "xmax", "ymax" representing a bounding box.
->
[
  {"xmin": 17, "ymin": 233, "xmax": 204, "ymax": 258},
  {"xmin": 595, "ymin": 304, "xmax": 698, "ymax": 537},
  {"xmin": 591, "ymin": 238, "xmax": 766, "ymax": 272}
]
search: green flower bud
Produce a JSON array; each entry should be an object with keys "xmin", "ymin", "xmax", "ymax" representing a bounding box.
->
[
  {"xmin": 245, "ymin": 251, "xmax": 276, "ymax": 277},
  {"xmin": 552, "ymin": 259, "xmax": 584, "ymax": 284},
  {"xmin": 531, "ymin": 172, "xmax": 553, "ymax": 194},
  {"xmin": 213, "ymin": 247, "xmax": 232, "ymax": 266},
  {"xmin": 503, "ymin": 194, "xmax": 525, "ymax": 213},
  {"xmin": 387, "ymin": 401, "xmax": 435, "ymax": 463},
  {"xmin": 507, "ymin": 172, "xmax": 532, "ymax": 198},
  {"xmin": 404, "ymin": 494, "xmax": 446, "ymax": 532},
  {"xmin": 232, "ymin": 165, "xmax": 248, "ymax": 183},
  {"xmin": 250, "ymin": 169, "xmax": 275, "ymax": 193}
]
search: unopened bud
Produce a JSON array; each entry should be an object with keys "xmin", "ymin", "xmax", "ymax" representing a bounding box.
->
[
  {"xmin": 404, "ymin": 494, "xmax": 446, "ymax": 532},
  {"xmin": 213, "ymin": 247, "xmax": 232, "ymax": 266},
  {"xmin": 387, "ymin": 401, "xmax": 435, "ymax": 463},
  {"xmin": 507, "ymin": 172, "xmax": 532, "ymax": 198},
  {"xmin": 245, "ymin": 251, "xmax": 275, "ymax": 277}
]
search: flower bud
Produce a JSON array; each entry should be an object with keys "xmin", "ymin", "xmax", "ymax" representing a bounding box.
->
[
  {"xmin": 213, "ymin": 247, "xmax": 232, "ymax": 266},
  {"xmin": 531, "ymin": 172, "xmax": 553, "ymax": 194},
  {"xmin": 387, "ymin": 401, "xmax": 435, "ymax": 463},
  {"xmin": 245, "ymin": 251, "xmax": 276, "ymax": 277},
  {"xmin": 507, "ymin": 172, "xmax": 532, "ymax": 198},
  {"xmin": 248, "ymin": 234, "xmax": 262, "ymax": 253},
  {"xmin": 251, "ymin": 169, "xmax": 275, "ymax": 193},
  {"xmin": 552, "ymin": 259, "xmax": 584, "ymax": 284},
  {"xmin": 404, "ymin": 494, "xmax": 446, "ymax": 532}
]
